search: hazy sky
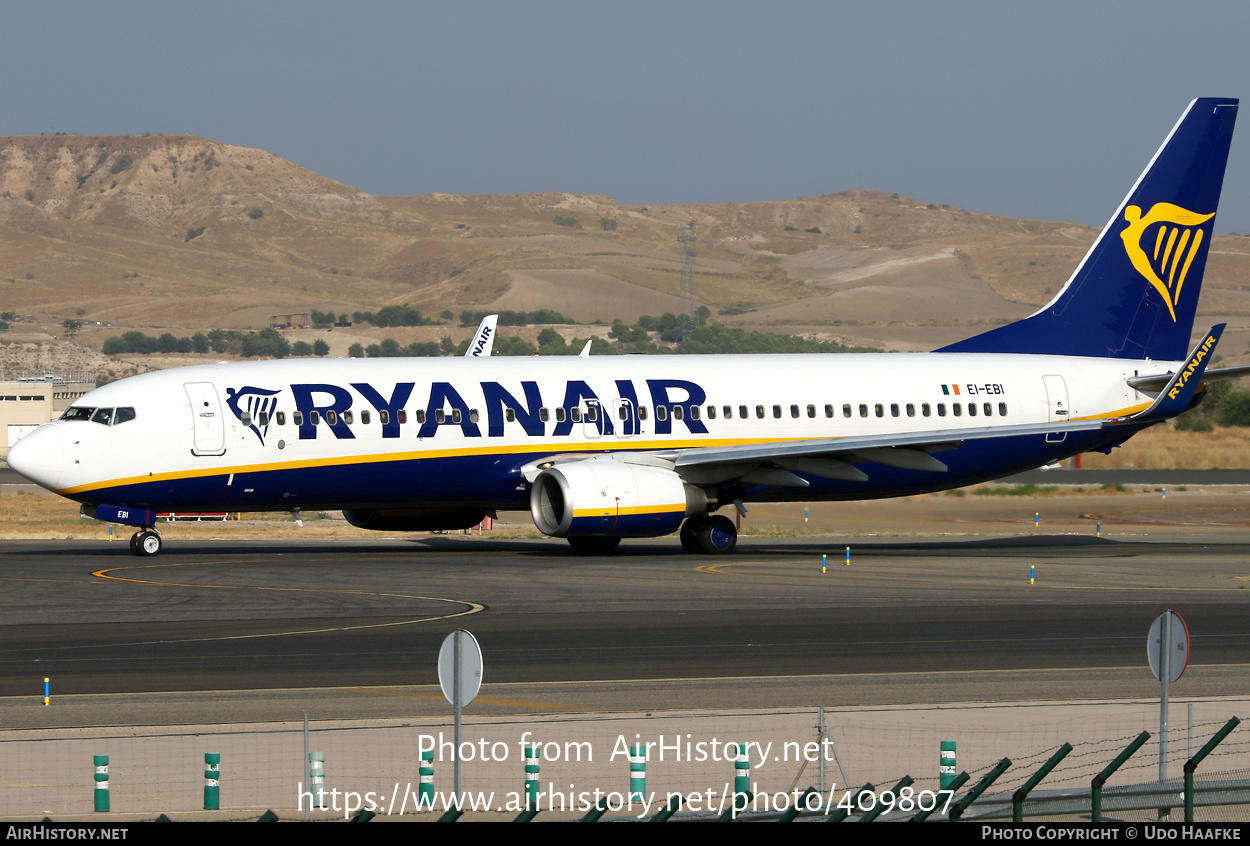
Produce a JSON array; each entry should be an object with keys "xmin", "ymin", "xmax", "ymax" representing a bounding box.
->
[{"xmin": 3, "ymin": 1, "xmax": 1247, "ymax": 231}]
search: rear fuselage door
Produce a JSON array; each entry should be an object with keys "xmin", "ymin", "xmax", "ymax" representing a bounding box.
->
[
  {"xmin": 185, "ymin": 382, "xmax": 226, "ymax": 455},
  {"xmin": 1042, "ymin": 375, "xmax": 1070, "ymax": 443}
]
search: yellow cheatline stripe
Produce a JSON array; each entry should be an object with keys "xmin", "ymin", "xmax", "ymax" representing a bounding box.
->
[
  {"xmin": 339, "ymin": 687, "xmax": 577, "ymax": 709},
  {"xmin": 55, "ymin": 435, "xmax": 806, "ymax": 496},
  {"xmin": 1071, "ymin": 401, "xmax": 1151, "ymax": 421},
  {"xmin": 90, "ymin": 561, "xmax": 484, "ymax": 644},
  {"xmin": 571, "ymin": 503, "xmax": 683, "ymax": 518}
]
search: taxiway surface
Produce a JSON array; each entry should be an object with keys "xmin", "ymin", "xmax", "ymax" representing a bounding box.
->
[{"xmin": 3, "ymin": 526, "xmax": 1250, "ymax": 727}]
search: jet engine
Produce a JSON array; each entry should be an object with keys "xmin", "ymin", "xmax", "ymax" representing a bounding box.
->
[{"xmin": 529, "ymin": 459, "xmax": 707, "ymax": 538}]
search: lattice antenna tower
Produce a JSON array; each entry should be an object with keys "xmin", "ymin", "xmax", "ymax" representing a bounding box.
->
[{"xmin": 677, "ymin": 222, "xmax": 698, "ymax": 339}]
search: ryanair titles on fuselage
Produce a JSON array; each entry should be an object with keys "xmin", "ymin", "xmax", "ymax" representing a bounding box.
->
[{"xmin": 227, "ymin": 378, "xmax": 712, "ymax": 444}]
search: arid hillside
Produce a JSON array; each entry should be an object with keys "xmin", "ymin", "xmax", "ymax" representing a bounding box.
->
[{"xmin": 2, "ymin": 133, "xmax": 1249, "ymax": 362}]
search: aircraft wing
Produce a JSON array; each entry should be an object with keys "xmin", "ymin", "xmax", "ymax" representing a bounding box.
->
[
  {"xmin": 667, "ymin": 418, "xmax": 1109, "ymax": 487},
  {"xmin": 1127, "ymin": 363, "xmax": 1250, "ymax": 391},
  {"xmin": 666, "ymin": 327, "xmax": 1227, "ymax": 488}
]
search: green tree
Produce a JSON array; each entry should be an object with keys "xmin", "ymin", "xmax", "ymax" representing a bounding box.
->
[
  {"xmin": 241, "ymin": 328, "xmax": 291, "ymax": 358},
  {"xmin": 312, "ymin": 339, "xmax": 330, "ymax": 357}
]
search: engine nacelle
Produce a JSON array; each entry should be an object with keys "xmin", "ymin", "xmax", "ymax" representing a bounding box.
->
[
  {"xmin": 530, "ymin": 460, "xmax": 707, "ymax": 538},
  {"xmin": 343, "ymin": 507, "xmax": 487, "ymax": 532}
]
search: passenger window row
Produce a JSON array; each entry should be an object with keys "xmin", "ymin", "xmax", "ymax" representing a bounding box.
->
[{"xmin": 241, "ymin": 400, "xmax": 1009, "ymax": 430}]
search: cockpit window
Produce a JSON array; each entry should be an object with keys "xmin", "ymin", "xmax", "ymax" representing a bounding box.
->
[{"xmin": 60, "ymin": 406, "xmax": 135, "ymax": 425}]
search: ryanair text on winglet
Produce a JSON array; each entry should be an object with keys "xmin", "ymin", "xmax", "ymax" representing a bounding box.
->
[{"xmin": 1168, "ymin": 334, "xmax": 1219, "ymax": 400}]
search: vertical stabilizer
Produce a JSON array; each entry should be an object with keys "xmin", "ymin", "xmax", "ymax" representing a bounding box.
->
[{"xmin": 939, "ymin": 98, "xmax": 1238, "ymax": 360}]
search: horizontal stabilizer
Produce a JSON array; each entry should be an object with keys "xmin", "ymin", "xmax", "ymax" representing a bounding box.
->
[
  {"xmin": 1128, "ymin": 324, "xmax": 1224, "ymax": 421},
  {"xmin": 1127, "ymin": 361, "xmax": 1250, "ymax": 392}
]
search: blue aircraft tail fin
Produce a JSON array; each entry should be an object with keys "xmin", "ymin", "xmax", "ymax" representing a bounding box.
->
[{"xmin": 939, "ymin": 98, "xmax": 1238, "ymax": 361}]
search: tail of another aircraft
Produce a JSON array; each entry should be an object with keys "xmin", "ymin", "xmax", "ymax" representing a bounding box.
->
[{"xmin": 939, "ymin": 98, "xmax": 1238, "ymax": 361}]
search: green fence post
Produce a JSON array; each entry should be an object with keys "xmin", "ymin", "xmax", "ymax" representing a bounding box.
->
[
  {"xmin": 93, "ymin": 755, "xmax": 109, "ymax": 813},
  {"xmin": 717, "ymin": 791, "xmax": 752, "ymax": 822},
  {"xmin": 912, "ymin": 771, "xmax": 968, "ymax": 822},
  {"xmin": 579, "ymin": 798, "xmax": 610, "ymax": 822},
  {"xmin": 630, "ymin": 743, "xmax": 646, "ymax": 801},
  {"xmin": 827, "ymin": 781, "xmax": 874, "ymax": 822},
  {"xmin": 1185, "ymin": 717, "xmax": 1239, "ymax": 823},
  {"xmin": 1092, "ymin": 731, "xmax": 1150, "ymax": 822},
  {"xmin": 1013, "ymin": 744, "xmax": 1071, "ymax": 822},
  {"xmin": 420, "ymin": 750, "xmax": 434, "ymax": 809},
  {"xmin": 860, "ymin": 775, "xmax": 913, "ymax": 822},
  {"xmin": 950, "ymin": 758, "xmax": 1011, "ymax": 821},
  {"xmin": 524, "ymin": 744, "xmax": 539, "ymax": 810},
  {"xmin": 779, "ymin": 787, "xmax": 820, "ymax": 823},
  {"xmin": 733, "ymin": 741, "xmax": 750, "ymax": 798},
  {"xmin": 940, "ymin": 740, "xmax": 957, "ymax": 791},
  {"xmin": 650, "ymin": 794, "xmax": 681, "ymax": 822},
  {"xmin": 204, "ymin": 752, "xmax": 220, "ymax": 811},
  {"xmin": 308, "ymin": 751, "xmax": 327, "ymax": 810}
]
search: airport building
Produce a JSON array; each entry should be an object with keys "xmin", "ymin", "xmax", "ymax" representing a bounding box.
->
[{"xmin": 1, "ymin": 371, "xmax": 94, "ymax": 459}]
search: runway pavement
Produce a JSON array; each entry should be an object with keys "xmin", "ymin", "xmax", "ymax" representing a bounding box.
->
[{"xmin": 3, "ymin": 527, "xmax": 1250, "ymax": 728}]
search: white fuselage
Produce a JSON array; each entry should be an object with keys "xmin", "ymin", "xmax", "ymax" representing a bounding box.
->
[{"xmin": 11, "ymin": 351, "xmax": 1160, "ymax": 513}]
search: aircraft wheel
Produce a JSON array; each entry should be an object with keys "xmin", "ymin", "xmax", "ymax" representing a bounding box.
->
[
  {"xmin": 129, "ymin": 533, "xmax": 141, "ymax": 555},
  {"xmin": 679, "ymin": 515, "xmax": 708, "ymax": 553},
  {"xmin": 695, "ymin": 515, "xmax": 737, "ymax": 555},
  {"xmin": 136, "ymin": 530, "xmax": 162, "ymax": 557},
  {"xmin": 566, "ymin": 536, "xmax": 622, "ymax": 555}
]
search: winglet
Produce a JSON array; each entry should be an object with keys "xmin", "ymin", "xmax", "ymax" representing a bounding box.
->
[
  {"xmin": 1133, "ymin": 324, "xmax": 1225, "ymax": 421},
  {"xmin": 464, "ymin": 314, "xmax": 498, "ymax": 357}
]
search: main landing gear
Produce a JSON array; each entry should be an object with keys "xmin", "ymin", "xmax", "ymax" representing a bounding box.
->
[
  {"xmin": 129, "ymin": 529, "xmax": 162, "ymax": 557},
  {"xmin": 680, "ymin": 514, "xmax": 737, "ymax": 555}
]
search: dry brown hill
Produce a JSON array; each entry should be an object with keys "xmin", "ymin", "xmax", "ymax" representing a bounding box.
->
[{"xmin": 2, "ymin": 134, "xmax": 1249, "ymax": 362}]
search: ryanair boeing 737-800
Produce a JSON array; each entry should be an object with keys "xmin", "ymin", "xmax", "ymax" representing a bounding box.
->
[{"xmin": 7, "ymin": 98, "xmax": 1242, "ymax": 556}]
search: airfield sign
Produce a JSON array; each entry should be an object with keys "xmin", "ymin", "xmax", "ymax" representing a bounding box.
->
[{"xmin": 1148, "ymin": 610, "xmax": 1189, "ymax": 684}]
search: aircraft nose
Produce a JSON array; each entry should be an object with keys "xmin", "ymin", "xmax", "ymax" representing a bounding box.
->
[{"xmin": 7, "ymin": 422, "xmax": 65, "ymax": 490}]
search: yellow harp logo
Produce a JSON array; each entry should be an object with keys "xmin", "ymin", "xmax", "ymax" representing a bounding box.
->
[{"xmin": 1120, "ymin": 203, "xmax": 1214, "ymax": 322}]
